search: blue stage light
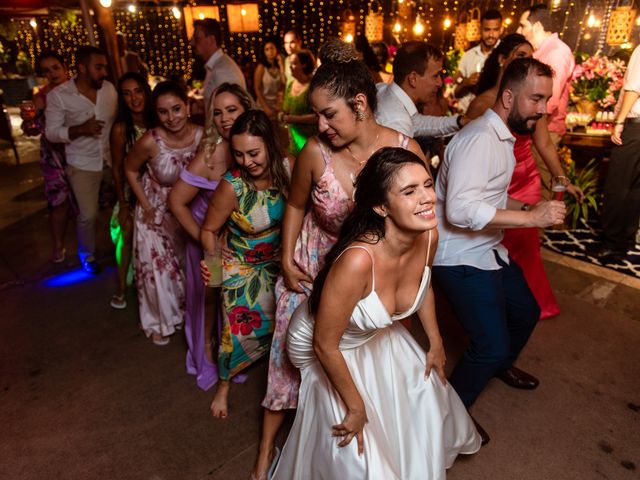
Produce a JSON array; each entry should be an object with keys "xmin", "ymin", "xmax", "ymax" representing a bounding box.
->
[{"xmin": 44, "ymin": 268, "xmax": 94, "ymax": 287}]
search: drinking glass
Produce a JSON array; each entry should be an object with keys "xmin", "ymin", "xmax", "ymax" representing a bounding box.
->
[
  {"xmin": 550, "ymin": 176, "xmax": 567, "ymax": 230},
  {"xmin": 203, "ymin": 244, "xmax": 222, "ymax": 288},
  {"xmin": 20, "ymin": 100, "xmax": 39, "ymax": 135}
]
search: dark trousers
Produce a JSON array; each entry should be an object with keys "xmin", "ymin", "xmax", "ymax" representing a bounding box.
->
[
  {"xmin": 602, "ymin": 123, "xmax": 640, "ymax": 251},
  {"xmin": 433, "ymin": 253, "xmax": 539, "ymax": 407}
]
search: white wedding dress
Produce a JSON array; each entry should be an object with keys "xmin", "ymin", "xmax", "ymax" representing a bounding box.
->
[{"xmin": 272, "ymin": 245, "xmax": 482, "ymax": 480}]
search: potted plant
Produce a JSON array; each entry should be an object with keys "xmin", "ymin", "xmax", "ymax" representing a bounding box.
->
[
  {"xmin": 571, "ymin": 53, "xmax": 626, "ymax": 115},
  {"xmin": 557, "ymin": 145, "xmax": 600, "ymax": 229}
]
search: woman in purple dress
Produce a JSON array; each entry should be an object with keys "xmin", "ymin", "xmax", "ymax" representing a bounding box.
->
[
  {"xmin": 21, "ymin": 51, "xmax": 73, "ymax": 263},
  {"xmin": 125, "ymin": 81, "xmax": 203, "ymax": 346},
  {"xmin": 169, "ymin": 83, "xmax": 254, "ymax": 390}
]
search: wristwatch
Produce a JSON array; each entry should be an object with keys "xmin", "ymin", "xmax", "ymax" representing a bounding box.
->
[
  {"xmin": 521, "ymin": 203, "xmax": 531, "ymax": 211},
  {"xmin": 456, "ymin": 115, "xmax": 464, "ymax": 129}
]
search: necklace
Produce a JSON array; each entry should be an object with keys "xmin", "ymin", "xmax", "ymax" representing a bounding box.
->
[{"xmin": 347, "ymin": 130, "xmax": 380, "ymax": 186}]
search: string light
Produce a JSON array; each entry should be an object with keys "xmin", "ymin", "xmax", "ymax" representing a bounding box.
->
[
  {"xmin": 413, "ymin": 18, "xmax": 425, "ymax": 36},
  {"xmin": 587, "ymin": 13, "xmax": 596, "ymax": 28},
  {"xmin": 29, "ymin": 18, "xmax": 37, "ymax": 28},
  {"xmin": 99, "ymin": 0, "xmax": 112, "ymax": 8},
  {"xmin": 443, "ymin": 17, "xmax": 451, "ymax": 29},
  {"xmin": 172, "ymin": 6, "xmax": 181, "ymax": 20},
  {"xmin": 128, "ymin": 4, "xmax": 136, "ymax": 13}
]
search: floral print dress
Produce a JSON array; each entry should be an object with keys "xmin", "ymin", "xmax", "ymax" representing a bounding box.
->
[
  {"xmin": 218, "ymin": 168, "xmax": 285, "ymax": 380},
  {"xmin": 134, "ymin": 127, "xmax": 203, "ymax": 337}
]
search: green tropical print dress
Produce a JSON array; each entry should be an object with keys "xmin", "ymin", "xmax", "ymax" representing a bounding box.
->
[{"xmin": 218, "ymin": 168, "xmax": 285, "ymax": 380}]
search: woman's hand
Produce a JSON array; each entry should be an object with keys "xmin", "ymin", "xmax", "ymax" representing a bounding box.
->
[
  {"xmin": 282, "ymin": 261, "xmax": 312, "ymax": 293},
  {"xmin": 425, "ymin": 341, "xmax": 447, "ymax": 384},
  {"xmin": 200, "ymin": 260, "xmax": 211, "ymax": 285},
  {"xmin": 566, "ymin": 183, "xmax": 585, "ymax": 202},
  {"xmin": 141, "ymin": 206, "xmax": 156, "ymax": 226},
  {"xmin": 332, "ymin": 408, "xmax": 367, "ymax": 455},
  {"xmin": 117, "ymin": 204, "xmax": 132, "ymax": 228}
]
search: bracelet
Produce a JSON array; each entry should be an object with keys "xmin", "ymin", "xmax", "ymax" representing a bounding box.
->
[
  {"xmin": 456, "ymin": 115, "xmax": 464, "ymax": 129},
  {"xmin": 521, "ymin": 203, "xmax": 531, "ymax": 212},
  {"xmin": 552, "ymin": 175, "xmax": 569, "ymax": 184}
]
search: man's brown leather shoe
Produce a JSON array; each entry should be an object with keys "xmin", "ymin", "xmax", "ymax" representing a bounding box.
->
[
  {"xmin": 470, "ymin": 416, "xmax": 490, "ymax": 446},
  {"xmin": 496, "ymin": 366, "xmax": 539, "ymax": 390}
]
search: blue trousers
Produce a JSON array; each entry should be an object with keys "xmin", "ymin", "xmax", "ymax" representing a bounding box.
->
[{"xmin": 433, "ymin": 252, "xmax": 539, "ymax": 407}]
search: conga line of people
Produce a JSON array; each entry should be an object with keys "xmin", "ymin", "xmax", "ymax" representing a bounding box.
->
[{"xmin": 30, "ymin": 8, "xmax": 587, "ymax": 477}]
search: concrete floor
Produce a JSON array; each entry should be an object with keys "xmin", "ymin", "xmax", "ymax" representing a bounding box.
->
[{"xmin": 0, "ymin": 133, "xmax": 639, "ymax": 479}]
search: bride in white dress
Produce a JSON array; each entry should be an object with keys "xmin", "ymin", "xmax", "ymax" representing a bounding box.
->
[{"xmin": 272, "ymin": 147, "xmax": 481, "ymax": 480}]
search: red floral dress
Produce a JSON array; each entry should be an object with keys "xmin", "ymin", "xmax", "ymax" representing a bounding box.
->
[{"xmin": 218, "ymin": 168, "xmax": 285, "ymax": 380}]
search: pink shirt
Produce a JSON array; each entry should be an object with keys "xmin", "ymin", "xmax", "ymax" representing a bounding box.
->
[{"xmin": 533, "ymin": 33, "xmax": 575, "ymax": 136}]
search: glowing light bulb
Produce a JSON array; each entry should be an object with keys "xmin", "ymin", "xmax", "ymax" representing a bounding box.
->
[
  {"xmin": 636, "ymin": 16, "xmax": 640, "ymax": 26},
  {"xmin": 443, "ymin": 18, "xmax": 452, "ymax": 29},
  {"xmin": 394, "ymin": 21, "xmax": 402, "ymax": 33},
  {"xmin": 505, "ymin": 17, "xmax": 512, "ymax": 25},
  {"xmin": 29, "ymin": 18, "xmax": 37, "ymax": 28},
  {"xmin": 583, "ymin": 32, "xmax": 591, "ymax": 40},
  {"xmin": 128, "ymin": 4, "xmax": 136, "ymax": 13},
  {"xmin": 414, "ymin": 19, "xmax": 425, "ymax": 36},
  {"xmin": 172, "ymin": 6, "xmax": 181, "ymax": 19},
  {"xmin": 241, "ymin": 8, "xmax": 247, "ymax": 16},
  {"xmin": 198, "ymin": 13, "xmax": 205, "ymax": 20},
  {"xmin": 344, "ymin": 33, "xmax": 354, "ymax": 43},
  {"xmin": 552, "ymin": 0, "xmax": 561, "ymax": 7},
  {"xmin": 587, "ymin": 13, "xmax": 596, "ymax": 28},
  {"xmin": 99, "ymin": 0, "xmax": 112, "ymax": 7},
  {"xmin": 621, "ymin": 42, "xmax": 633, "ymax": 49}
]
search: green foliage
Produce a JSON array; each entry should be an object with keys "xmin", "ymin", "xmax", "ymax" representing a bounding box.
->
[{"xmin": 563, "ymin": 154, "xmax": 600, "ymax": 229}]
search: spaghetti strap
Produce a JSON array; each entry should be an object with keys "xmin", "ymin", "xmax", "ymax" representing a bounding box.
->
[
  {"xmin": 426, "ymin": 229, "xmax": 432, "ymax": 266},
  {"xmin": 398, "ymin": 133, "xmax": 410, "ymax": 149},
  {"xmin": 336, "ymin": 245, "xmax": 375, "ymax": 291},
  {"xmin": 316, "ymin": 137, "xmax": 332, "ymax": 166}
]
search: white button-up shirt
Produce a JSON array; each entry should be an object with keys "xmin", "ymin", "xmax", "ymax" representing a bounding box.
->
[
  {"xmin": 457, "ymin": 44, "xmax": 492, "ymax": 114},
  {"xmin": 203, "ymin": 49, "xmax": 247, "ymax": 108},
  {"xmin": 434, "ymin": 108, "xmax": 515, "ymax": 270},
  {"xmin": 615, "ymin": 44, "xmax": 640, "ymax": 119},
  {"xmin": 375, "ymin": 82, "xmax": 459, "ymax": 138},
  {"xmin": 45, "ymin": 77, "xmax": 117, "ymax": 172}
]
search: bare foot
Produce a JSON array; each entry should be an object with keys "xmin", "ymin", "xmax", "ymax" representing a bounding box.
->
[
  {"xmin": 250, "ymin": 444, "xmax": 274, "ymax": 480},
  {"xmin": 210, "ymin": 381, "xmax": 230, "ymax": 419}
]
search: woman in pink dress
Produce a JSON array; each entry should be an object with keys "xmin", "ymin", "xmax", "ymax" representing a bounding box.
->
[
  {"xmin": 249, "ymin": 41, "xmax": 425, "ymax": 480},
  {"xmin": 169, "ymin": 83, "xmax": 255, "ymax": 389},
  {"xmin": 467, "ymin": 34, "xmax": 583, "ymax": 320},
  {"xmin": 125, "ymin": 81, "xmax": 203, "ymax": 345}
]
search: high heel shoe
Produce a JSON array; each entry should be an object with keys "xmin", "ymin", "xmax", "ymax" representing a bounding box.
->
[{"xmin": 52, "ymin": 248, "xmax": 66, "ymax": 264}]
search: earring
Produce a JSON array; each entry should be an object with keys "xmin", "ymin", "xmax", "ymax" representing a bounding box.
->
[
  {"xmin": 499, "ymin": 62, "xmax": 504, "ymax": 68},
  {"xmin": 356, "ymin": 109, "xmax": 365, "ymax": 121}
]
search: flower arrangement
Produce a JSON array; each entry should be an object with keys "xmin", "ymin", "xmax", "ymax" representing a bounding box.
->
[
  {"xmin": 571, "ymin": 53, "xmax": 626, "ymax": 109},
  {"xmin": 557, "ymin": 146, "xmax": 600, "ymax": 229}
]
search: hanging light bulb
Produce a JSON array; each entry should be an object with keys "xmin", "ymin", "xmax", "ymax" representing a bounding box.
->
[
  {"xmin": 443, "ymin": 17, "xmax": 452, "ymax": 30},
  {"xmin": 127, "ymin": 4, "xmax": 136, "ymax": 13},
  {"xmin": 99, "ymin": 0, "xmax": 112, "ymax": 8},
  {"xmin": 636, "ymin": 16, "xmax": 640, "ymax": 26},
  {"xmin": 199, "ymin": 13, "xmax": 205, "ymax": 20},
  {"xmin": 344, "ymin": 33, "xmax": 354, "ymax": 43},
  {"xmin": 504, "ymin": 17, "xmax": 512, "ymax": 26},
  {"xmin": 587, "ymin": 13, "xmax": 596, "ymax": 28},
  {"xmin": 29, "ymin": 18, "xmax": 37, "ymax": 28},
  {"xmin": 241, "ymin": 7, "xmax": 247, "ymax": 16},
  {"xmin": 413, "ymin": 18, "xmax": 425, "ymax": 36},
  {"xmin": 583, "ymin": 32, "xmax": 592, "ymax": 40},
  {"xmin": 172, "ymin": 6, "xmax": 181, "ymax": 19},
  {"xmin": 394, "ymin": 21, "xmax": 402, "ymax": 33}
]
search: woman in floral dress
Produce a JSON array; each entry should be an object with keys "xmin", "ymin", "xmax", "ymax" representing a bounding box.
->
[
  {"xmin": 250, "ymin": 41, "xmax": 425, "ymax": 480},
  {"xmin": 21, "ymin": 51, "xmax": 73, "ymax": 263},
  {"xmin": 200, "ymin": 110, "xmax": 291, "ymax": 419},
  {"xmin": 125, "ymin": 81, "xmax": 203, "ymax": 345}
]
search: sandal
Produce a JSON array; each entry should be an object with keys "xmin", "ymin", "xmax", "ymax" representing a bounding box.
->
[
  {"xmin": 52, "ymin": 248, "xmax": 66, "ymax": 264},
  {"xmin": 151, "ymin": 333, "xmax": 170, "ymax": 346},
  {"xmin": 110, "ymin": 293, "xmax": 127, "ymax": 309}
]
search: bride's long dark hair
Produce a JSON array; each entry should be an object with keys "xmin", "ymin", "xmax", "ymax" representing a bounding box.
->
[{"xmin": 309, "ymin": 147, "xmax": 428, "ymax": 314}]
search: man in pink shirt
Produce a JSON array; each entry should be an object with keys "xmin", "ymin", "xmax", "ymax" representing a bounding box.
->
[{"xmin": 518, "ymin": 4, "xmax": 575, "ymax": 199}]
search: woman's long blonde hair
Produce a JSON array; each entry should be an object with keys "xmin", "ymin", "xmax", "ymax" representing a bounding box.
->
[{"xmin": 201, "ymin": 82, "xmax": 256, "ymax": 165}]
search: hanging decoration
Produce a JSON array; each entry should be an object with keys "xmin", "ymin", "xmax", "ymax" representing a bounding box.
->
[
  {"xmin": 226, "ymin": 4, "xmax": 260, "ymax": 33},
  {"xmin": 606, "ymin": 6, "xmax": 636, "ymax": 45},
  {"xmin": 183, "ymin": 6, "xmax": 221, "ymax": 39},
  {"xmin": 365, "ymin": 1, "xmax": 384, "ymax": 43},
  {"xmin": 465, "ymin": 7, "xmax": 481, "ymax": 42},
  {"xmin": 340, "ymin": 8, "xmax": 357, "ymax": 42},
  {"xmin": 397, "ymin": 0, "xmax": 414, "ymax": 20},
  {"xmin": 454, "ymin": 11, "xmax": 469, "ymax": 51}
]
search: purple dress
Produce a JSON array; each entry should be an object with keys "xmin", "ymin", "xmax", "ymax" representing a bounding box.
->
[{"xmin": 181, "ymin": 168, "xmax": 220, "ymax": 390}]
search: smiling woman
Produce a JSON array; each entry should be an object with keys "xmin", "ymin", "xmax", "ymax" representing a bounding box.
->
[{"xmin": 124, "ymin": 80, "xmax": 203, "ymax": 346}]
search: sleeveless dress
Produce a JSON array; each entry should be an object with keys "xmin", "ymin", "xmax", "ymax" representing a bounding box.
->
[
  {"xmin": 262, "ymin": 134, "xmax": 410, "ymax": 411},
  {"xmin": 134, "ymin": 127, "xmax": 203, "ymax": 338},
  {"xmin": 282, "ymin": 81, "xmax": 317, "ymax": 156},
  {"xmin": 260, "ymin": 65, "xmax": 284, "ymax": 115},
  {"xmin": 217, "ymin": 168, "xmax": 285, "ymax": 380},
  {"xmin": 110, "ymin": 124, "xmax": 145, "ymax": 270},
  {"xmin": 272, "ymin": 242, "xmax": 481, "ymax": 479},
  {"xmin": 181, "ymin": 168, "xmax": 220, "ymax": 391},
  {"xmin": 502, "ymin": 134, "xmax": 560, "ymax": 320}
]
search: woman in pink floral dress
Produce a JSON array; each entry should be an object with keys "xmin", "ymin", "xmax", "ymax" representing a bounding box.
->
[
  {"xmin": 250, "ymin": 42, "xmax": 425, "ymax": 480},
  {"xmin": 125, "ymin": 81, "xmax": 203, "ymax": 346}
]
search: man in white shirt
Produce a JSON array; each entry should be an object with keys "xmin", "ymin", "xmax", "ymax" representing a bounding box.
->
[
  {"xmin": 432, "ymin": 58, "xmax": 566, "ymax": 442},
  {"xmin": 46, "ymin": 46, "xmax": 117, "ymax": 273},
  {"xmin": 454, "ymin": 9, "xmax": 503, "ymax": 113},
  {"xmin": 376, "ymin": 41, "xmax": 466, "ymax": 139},
  {"xmin": 592, "ymin": 44, "xmax": 640, "ymax": 260},
  {"xmin": 190, "ymin": 18, "xmax": 246, "ymax": 115}
]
